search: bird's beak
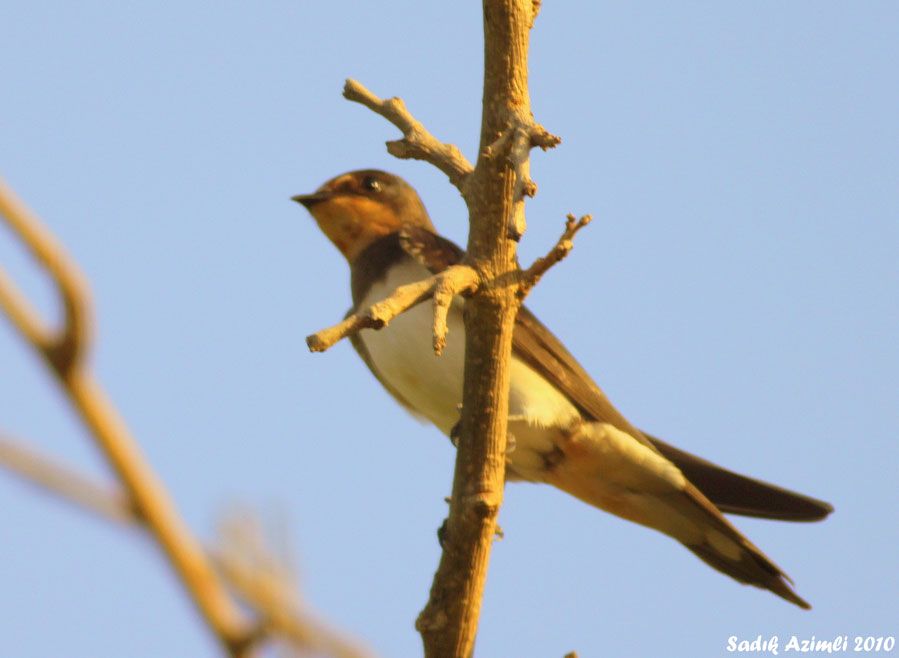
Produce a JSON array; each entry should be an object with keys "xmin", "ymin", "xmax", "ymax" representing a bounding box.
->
[{"xmin": 291, "ymin": 191, "xmax": 332, "ymax": 208}]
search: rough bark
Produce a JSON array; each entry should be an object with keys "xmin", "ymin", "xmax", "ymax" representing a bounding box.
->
[
  {"xmin": 415, "ymin": 3, "xmax": 538, "ymax": 657},
  {"xmin": 306, "ymin": 2, "xmax": 583, "ymax": 654}
]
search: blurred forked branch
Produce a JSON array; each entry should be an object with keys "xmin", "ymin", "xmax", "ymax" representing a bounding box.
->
[{"xmin": 0, "ymin": 177, "xmax": 375, "ymax": 658}]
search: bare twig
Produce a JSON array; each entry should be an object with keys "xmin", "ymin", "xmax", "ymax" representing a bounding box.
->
[
  {"xmin": 0, "ymin": 435, "xmax": 375, "ymax": 658},
  {"xmin": 530, "ymin": 0, "xmax": 543, "ymax": 26},
  {"xmin": 306, "ymin": 278, "xmax": 432, "ymax": 352},
  {"xmin": 509, "ymin": 126, "xmax": 539, "ymax": 200},
  {"xmin": 482, "ymin": 121, "xmax": 561, "ymax": 239},
  {"xmin": 343, "ymin": 79, "xmax": 474, "ymax": 192},
  {"xmin": 531, "ymin": 124, "xmax": 562, "ymax": 151},
  {"xmin": 306, "ymin": 264, "xmax": 479, "ymax": 354},
  {"xmin": 432, "ymin": 266, "xmax": 480, "ymax": 355},
  {"xmin": 519, "ymin": 213, "xmax": 592, "ymax": 299}
]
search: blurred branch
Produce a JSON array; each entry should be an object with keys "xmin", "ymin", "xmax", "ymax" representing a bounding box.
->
[
  {"xmin": 0, "ymin": 433, "xmax": 375, "ymax": 658},
  {"xmin": 216, "ymin": 514, "xmax": 377, "ymax": 658},
  {"xmin": 0, "ymin": 177, "xmax": 376, "ymax": 656},
  {"xmin": 0, "ymin": 434, "xmax": 134, "ymax": 524},
  {"xmin": 0, "ymin": 179, "xmax": 91, "ymax": 370},
  {"xmin": 0, "ymin": 176, "xmax": 255, "ymax": 655}
]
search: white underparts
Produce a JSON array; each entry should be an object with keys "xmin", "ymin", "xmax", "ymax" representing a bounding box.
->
[
  {"xmin": 357, "ymin": 259, "xmax": 726, "ymax": 548},
  {"xmin": 359, "ymin": 261, "xmax": 600, "ymax": 483}
]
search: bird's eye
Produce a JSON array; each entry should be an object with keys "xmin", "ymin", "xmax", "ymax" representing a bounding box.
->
[{"xmin": 361, "ymin": 175, "xmax": 382, "ymax": 193}]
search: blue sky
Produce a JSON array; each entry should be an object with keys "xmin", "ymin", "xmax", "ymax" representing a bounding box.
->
[{"xmin": 1, "ymin": 3, "xmax": 897, "ymax": 657}]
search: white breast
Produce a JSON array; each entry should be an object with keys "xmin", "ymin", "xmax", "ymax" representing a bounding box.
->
[{"xmin": 358, "ymin": 259, "xmax": 580, "ymax": 477}]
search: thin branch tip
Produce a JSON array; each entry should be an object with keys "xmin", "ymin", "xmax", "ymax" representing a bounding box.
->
[
  {"xmin": 342, "ymin": 78, "xmax": 370, "ymax": 102},
  {"xmin": 305, "ymin": 335, "xmax": 328, "ymax": 353},
  {"xmin": 531, "ymin": 125, "xmax": 562, "ymax": 150},
  {"xmin": 519, "ymin": 212, "xmax": 594, "ymax": 298},
  {"xmin": 307, "ymin": 266, "xmax": 478, "ymax": 356},
  {"xmin": 483, "ymin": 122, "xmax": 559, "ymax": 235},
  {"xmin": 430, "ymin": 265, "xmax": 479, "ymax": 356},
  {"xmin": 341, "ymin": 78, "xmax": 473, "ymax": 191},
  {"xmin": 566, "ymin": 212, "xmax": 592, "ymax": 229}
]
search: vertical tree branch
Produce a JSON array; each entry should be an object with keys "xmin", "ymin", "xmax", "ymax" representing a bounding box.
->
[
  {"xmin": 305, "ymin": 3, "xmax": 562, "ymax": 654},
  {"xmin": 416, "ymin": 2, "xmax": 539, "ymax": 656}
]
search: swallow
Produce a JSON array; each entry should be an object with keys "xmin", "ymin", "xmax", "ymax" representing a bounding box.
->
[{"xmin": 293, "ymin": 169, "xmax": 833, "ymax": 609}]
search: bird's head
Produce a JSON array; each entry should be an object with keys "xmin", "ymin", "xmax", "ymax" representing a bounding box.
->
[{"xmin": 292, "ymin": 169, "xmax": 434, "ymax": 262}]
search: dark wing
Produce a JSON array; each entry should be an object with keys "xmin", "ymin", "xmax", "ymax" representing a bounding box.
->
[
  {"xmin": 513, "ymin": 306, "xmax": 820, "ymax": 607},
  {"xmin": 513, "ymin": 306, "xmax": 653, "ymax": 444},
  {"xmin": 398, "ymin": 224, "xmax": 465, "ymax": 271},
  {"xmin": 398, "ymin": 225, "xmax": 646, "ymax": 435},
  {"xmin": 513, "ymin": 306, "xmax": 832, "ymax": 522},
  {"xmin": 396, "ymin": 226, "xmax": 833, "ymax": 522}
]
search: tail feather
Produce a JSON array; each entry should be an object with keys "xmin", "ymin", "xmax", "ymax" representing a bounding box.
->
[
  {"xmin": 688, "ymin": 540, "xmax": 811, "ymax": 609},
  {"xmin": 645, "ymin": 433, "xmax": 834, "ymax": 522},
  {"xmin": 673, "ymin": 480, "xmax": 812, "ymax": 609},
  {"xmin": 539, "ymin": 421, "xmax": 817, "ymax": 608}
]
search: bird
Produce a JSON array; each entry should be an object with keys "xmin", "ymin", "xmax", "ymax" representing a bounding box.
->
[{"xmin": 292, "ymin": 169, "xmax": 833, "ymax": 609}]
